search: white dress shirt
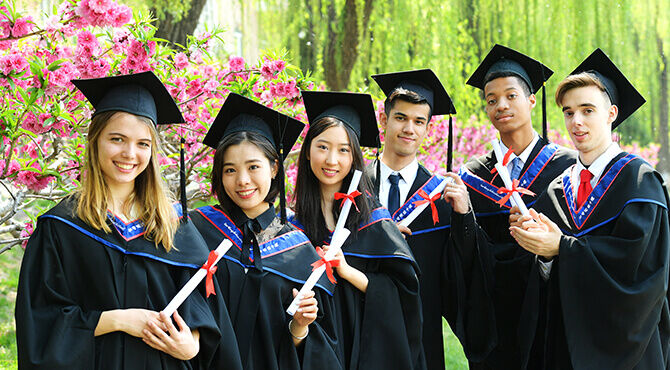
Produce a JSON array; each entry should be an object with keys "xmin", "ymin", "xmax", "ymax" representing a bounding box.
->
[
  {"xmin": 499, "ymin": 132, "xmax": 540, "ymax": 177},
  {"xmin": 378, "ymin": 158, "xmax": 419, "ymax": 209}
]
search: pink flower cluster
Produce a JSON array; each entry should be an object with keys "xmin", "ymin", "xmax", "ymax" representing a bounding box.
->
[
  {"xmin": 122, "ymin": 39, "xmax": 155, "ymax": 73},
  {"xmin": 76, "ymin": 0, "xmax": 132, "ymax": 28},
  {"xmin": 73, "ymin": 30, "xmax": 110, "ymax": 78},
  {"xmin": 16, "ymin": 163, "xmax": 54, "ymax": 192},
  {"xmin": 267, "ymin": 80, "xmax": 299, "ymax": 100},
  {"xmin": 20, "ymin": 221, "xmax": 34, "ymax": 248},
  {"xmin": 0, "ymin": 53, "xmax": 28, "ymax": 75},
  {"xmin": 260, "ymin": 59, "xmax": 285, "ymax": 80}
]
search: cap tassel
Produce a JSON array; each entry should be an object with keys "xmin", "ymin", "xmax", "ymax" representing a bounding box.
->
[
  {"xmin": 447, "ymin": 114, "xmax": 453, "ymax": 172},
  {"xmin": 279, "ymin": 144, "xmax": 287, "ymax": 224},
  {"xmin": 541, "ymin": 80, "xmax": 548, "ymax": 141},
  {"xmin": 179, "ymin": 137, "xmax": 188, "ymax": 222}
]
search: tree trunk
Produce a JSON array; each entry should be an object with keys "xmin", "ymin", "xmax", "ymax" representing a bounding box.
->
[
  {"xmin": 152, "ymin": 0, "xmax": 208, "ymax": 46},
  {"xmin": 299, "ymin": 0, "xmax": 317, "ymax": 74},
  {"xmin": 322, "ymin": 0, "xmax": 374, "ymax": 90},
  {"xmin": 657, "ymin": 34, "xmax": 669, "ymax": 173}
]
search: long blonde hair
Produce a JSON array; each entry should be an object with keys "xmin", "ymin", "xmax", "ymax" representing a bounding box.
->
[{"xmin": 77, "ymin": 111, "xmax": 179, "ymax": 252}]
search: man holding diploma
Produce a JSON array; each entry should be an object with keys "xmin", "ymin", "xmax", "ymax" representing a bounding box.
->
[
  {"xmin": 459, "ymin": 45, "xmax": 576, "ymax": 369},
  {"xmin": 510, "ymin": 49, "xmax": 670, "ymax": 369},
  {"xmin": 368, "ymin": 69, "xmax": 495, "ymax": 369}
]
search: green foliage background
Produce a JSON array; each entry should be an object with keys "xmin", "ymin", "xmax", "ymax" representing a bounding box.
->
[{"xmin": 255, "ymin": 0, "xmax": 669, "ymax": 148}]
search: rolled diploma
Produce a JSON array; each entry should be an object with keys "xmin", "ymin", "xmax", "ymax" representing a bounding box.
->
[
  {"xmin": 285, "ymin": 229, "xmax": 351, "ymax": 315},
  {"xmin": 490, "ymin": 140, "xmax": 530, "ymax": 216},
  {"xmin": 398, "ymin": 177, "xmax": 452, "ymax": 227},
  {"xmin": 163, "ymin": 238, "xmax": 233, "ymax": 316},
  {"xmin": 285, "ymin": 170, "xmax": 363, "ymax": 315}
]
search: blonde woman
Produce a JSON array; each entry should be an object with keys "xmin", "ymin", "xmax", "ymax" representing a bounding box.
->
[{"xmin": 15, "ymin": 72, "xmax": 242, "ymax": 370}]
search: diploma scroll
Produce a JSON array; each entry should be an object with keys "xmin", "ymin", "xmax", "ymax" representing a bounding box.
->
[
  {"xmin": 163, "ymin": 238, "xmax": 233, "ymax": 317},
  {"xmin": 490, "ymin": 140, "xmax": 531, "ymax": 216},
  {"xmin": 397, "ymin": 177, "xmax": 453, "ymax": 227},
  {"xmin": 286, "ymin": 170, "xmax": 363, "ymax": 316}
]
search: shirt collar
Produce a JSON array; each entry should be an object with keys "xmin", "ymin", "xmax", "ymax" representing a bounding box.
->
[
  {"xmin": 379, "ymin": 158, "xmax": 419, "ymax": 184},
  {"xmin": 499, "ymin": 132, "xmax": 540, "ymax": 165},
  {"xmin": 575, "ymin": 143, "xmax": 622, "ymax": 179},
  {"xmin": 229, "ymin": 203, "xmax": 276, "ymax": 230}
]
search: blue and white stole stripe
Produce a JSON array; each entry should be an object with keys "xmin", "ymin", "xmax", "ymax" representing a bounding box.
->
[
  {"xmin": 196, "ymin": 206, "xmax": 310, "ymax": 261},
  {"xmin": 109, "ymin": 203, "xmax": 185, "ymax": 241},
  {"xmin": 563, "ymin": 154, "xmax": 636, "ymax": 230}
]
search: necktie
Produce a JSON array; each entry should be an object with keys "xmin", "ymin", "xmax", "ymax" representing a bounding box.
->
[
  {"xmin": 576, "ymin": 169, "xmax": 593, "ymax": 209},
  {"xmin": 510, "ymin": 157, "xmax": 523, "ymax": 180},
  {"xmin": 388, "ymin": 173, "xmax": 402, "ymax": 215}
]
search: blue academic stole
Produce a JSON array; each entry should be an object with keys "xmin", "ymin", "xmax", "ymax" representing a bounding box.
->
[
  {"xmin": 391, "ymin": 174, "xmax": 451, "ymax": 235},
  {"xmin": 562, "ymin": 154, "xmax": 637, "ymax": 230},
  {"xmin": 288, "ymin": 207, "xmax": 392, "ymax": 245},
  {"xmin": 460, "ymin": 143, "xmax": 560, "ymax": 210},
  {"xmin": 109, "ymin": 203, "xmax": 185, "ymax": 241},
  {"xmin": 195, "ymin": 206, "xmax": 310, "ymax": 263}
]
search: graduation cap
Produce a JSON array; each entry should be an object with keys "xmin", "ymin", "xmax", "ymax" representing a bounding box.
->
[
  {"xmin": 300, "ymin": 91, "xmax": 380, "ymax": 149},
  {"xmin": 567, "ymin": 48, "xmax": 645, "ymax": 130},
  {"xmin": 203, "ymin": 93, "xmax": 305, "ymax": 223},
  {"xmin": 372, "ymin": 68, "xmax": 457, "ymax": 172},
  {"xmin": 72, "ymin": 71, "xmax": 191, "ymax": 218},
  {"xmin": 467, "ymin": 44, "xmax": 554, "ymax": 140}
]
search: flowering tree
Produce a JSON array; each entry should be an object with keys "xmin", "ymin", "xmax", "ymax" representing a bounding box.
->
[{"xmin": 0, "ymin": 0, "xmax": 661, "ymax": 255}]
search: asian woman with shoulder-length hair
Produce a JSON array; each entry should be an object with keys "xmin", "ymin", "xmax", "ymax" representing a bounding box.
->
[
  {"xmin": 188, "ymin": 93, "xmax": 341, "ymax": 370},
  {"xmin": 290, "ymin": 91, "xmax": 426, "ymax": 370},
  {"xmin": 15, "ymin": 72, "xmax": 242, "ymax": 370}
]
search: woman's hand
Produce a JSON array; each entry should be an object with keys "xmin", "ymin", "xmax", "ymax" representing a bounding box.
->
[
  {"xmin": 96, "ymin": 308, "xmax": 165, "ymax": 337},
  {"xmin": 289, "ymin": 288, "xmax": 318, "ymax": 345},
  {"xmin": 142, "ymin": 311, "xmax": 200, "ymax": 360},
  {"xmin": 322, "ymin": 245, "xmax": 369, "ymax": 292}
]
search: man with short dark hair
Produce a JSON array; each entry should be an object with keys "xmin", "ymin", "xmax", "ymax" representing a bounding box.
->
[
  {"xmin": 510, "ymin": 48, "xmax": 670, "ymax": 369},
  {"xmin": 459, "ymin": 44, "xmax": 576, "ymax": 369},
  {"xmin": 369, "ymin": 69, "xmax": 495, "ymax": 369}
]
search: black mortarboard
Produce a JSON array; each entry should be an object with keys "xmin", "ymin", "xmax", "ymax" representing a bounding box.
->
[
  {"xmin": 71, "ymin": 71, "xmax": 184, "ymax": 125},
  {"xmin": 371, "ymin": 69, "xmax": 456, "ymax": 116},
  {"xmin": 204, "ymin": 93, "xmax": 305, "ymax": 223},
  {"xmin": 468, "ymin": 44, "xmax": 554, "ymax": 140},
  {"xmin": 203, "ymin": 93, "xmax": 304, "ymax": 157},
  {"xmin": 72, "ymin": 71, "xmax": 190, "ymax": 219},
  {"xmin": 568, "ymin": 48, "xmax": 645, "ymax": 130},
  {"xmin": 301, "ymin": 91, "xmax": 380, "ymax": 148}
]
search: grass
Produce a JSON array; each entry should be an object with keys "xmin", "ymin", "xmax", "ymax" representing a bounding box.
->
[
  {"xmin": 0, "ymin": 247, "xmax": 468, "ymax": 369},
  {"xmin": 0, "ymin": 247, "xmax": 21, "ymax": 370}
]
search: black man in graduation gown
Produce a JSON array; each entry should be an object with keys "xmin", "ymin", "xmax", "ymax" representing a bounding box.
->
[
  {"xmin": 459, "ymin": 45, "xmax": 576, "ymax": 369},
  {"xmin": 368, "ymin": 69, "xmax": 496, "ymax": 368},
  {"xmin": 510, "ymin": 48, "xmax": 670, "ymax": 370}
]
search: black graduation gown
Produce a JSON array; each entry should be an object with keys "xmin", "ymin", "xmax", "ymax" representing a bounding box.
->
[
  {"xmin": 367, "ymin": 161, "xmax": 496, "ymax": 369},
  {"xmin": 459, "ymin": 138, "xmax": 576, "ymax": 369},
  {"xmin": 189, "ymin": 204, "xmax": 341, "ymax": 370},
  {"xmin": 15, "ymin": 196, "xmax": 242, "ymax": 370},
  {"xmin": 290, "ymin": 203, "xmax": 426, "ymax": 370},
  {"xmin": 519, "ymin": 153, "xmax": 670, "ymax": 370}
]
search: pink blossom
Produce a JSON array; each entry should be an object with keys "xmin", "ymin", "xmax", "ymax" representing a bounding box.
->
[
  {"xmin": 87, "ymin": 0, "xmax": 113, "ymax": 14},
  {"xmin": 106, "ymin": 4, "xmax": 132, "ymax": 27},
  {"xmin": 228, "ymin": 56, "xmax": 245, "ymax": 71},
  {"xmin": 0, "ymin": 20, "xmax": 11, "ymax": 38},
  {"xmin": 20, "ymin": 221, "xmax": 34, "ymax": 248},
  {"xmin": 16, "ymin": 163, "xmax": 54, "ymax": 192},
  {"xmin": 48, "ymin": 61, "xmax": 78, "ymax": 87},
  {"xmin": 11, "ymin": 16, "xmax": 33, "ymax": 37},
  {"xmin": 0, "ymin": 53, "xmax": 28, "ymax": 75},
  {"xmin": 174, "ymin": 52, "xmax": 189, "ymax": 69},
  {"xmin": 21, "ymin": 112, "xmax": 50, "ymax": 134},
  {"xmin": 86, "ymin": 58, "xmax": 110, "ymax": 78}
]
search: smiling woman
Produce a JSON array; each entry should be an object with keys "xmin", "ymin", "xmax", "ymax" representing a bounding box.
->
[{"xmin": 14, "ymin": 72, "xmax": 243, "ymax": 370}]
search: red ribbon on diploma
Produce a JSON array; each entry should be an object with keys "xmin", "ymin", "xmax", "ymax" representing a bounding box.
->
[
  {"xmin": 496, "ymin": 179, "xmax": 535, "ymax": 207},
  {"xmin": 201, "ymin": 250, "xmax": 219, "ymax": 297},
  {"xmin": 413, "ymin": 189, "xmax": 441, "ymax": 225},
  {"xmin": 490, "ymin": 147, "xmax": 515, "ymax": 175},
  {"xmin": 334, "ymin": 190, "xmax": 362, "ymax": 212},
  {"xmin": 311, "ymin": 247, "xmax": 340, "ymax": 284}
]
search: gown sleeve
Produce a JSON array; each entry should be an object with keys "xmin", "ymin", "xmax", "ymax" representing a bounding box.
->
[
  {"xmin": 15, "ymin": 218, "xmax": 102, "ymax": 370},
  {"xmin": 358, "ymin": 257, "xmax": 426, "ymax": 370},
  {"xmin": 445, "ymin": 209, "xmax": 497, "ymax": 361},
  {"xmin": 553, "ymin": 201, "xmax": 668, "ymax": 369}
]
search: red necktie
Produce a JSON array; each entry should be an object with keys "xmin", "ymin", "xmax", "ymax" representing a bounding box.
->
[{"xmin": 576, "ymin": 169, "xmax": 593, "ymax": 208}]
